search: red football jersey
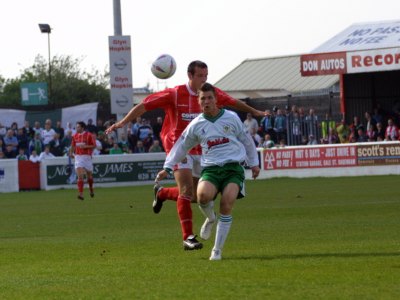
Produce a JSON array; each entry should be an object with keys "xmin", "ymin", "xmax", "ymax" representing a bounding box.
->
[
  {"xmin": 72, "ymin": 131, "xmax": 95, "ymax": 156},
  {"xmin": 143, "ymin": 84, "xmax": 236, "ymax": 154}
]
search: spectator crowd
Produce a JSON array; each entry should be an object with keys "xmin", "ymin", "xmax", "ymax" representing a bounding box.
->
[
  {"xmin": 1, "ymin": 104, "xmax": 399, "ymax": 161},
  {"xmin": 0, "ymin": 116, "xmax": 165, "ymax": 161},
  {"xmin": 244, "ymin": 104, "xmax": 400, "ymax": 149}
]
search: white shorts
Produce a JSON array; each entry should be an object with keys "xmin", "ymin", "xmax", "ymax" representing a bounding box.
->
[
  {"xmin": 175, "ymin": 154, "xmax": 201, "ymax": 178},
  {"xmin": 74, "ymin": 155, "xmax": 93, "ymax": 172}
]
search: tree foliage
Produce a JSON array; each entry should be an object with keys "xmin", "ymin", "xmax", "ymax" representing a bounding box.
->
[{"xmin": 0, "ymin": 55, "xmax": 110, "ymax": 111}]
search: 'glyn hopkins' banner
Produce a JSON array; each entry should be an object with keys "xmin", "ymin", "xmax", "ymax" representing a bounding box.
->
[{"xmin": 263, "ymin": 142, "xmax": 400, "ymax": 170}]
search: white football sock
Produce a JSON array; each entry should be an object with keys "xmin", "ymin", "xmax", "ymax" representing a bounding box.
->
[
  {"xmin": 199, "ymin": 201, "xmax": 216, "ymax": 221},
  {"xmin": 213, "ymin": 214, "xmax": 232, "ymax": 251}
]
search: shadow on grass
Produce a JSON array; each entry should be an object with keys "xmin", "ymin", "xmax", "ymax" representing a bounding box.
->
[{"xmin": 229, "ymin": 251, "xmax": 400, "ymax": 261}]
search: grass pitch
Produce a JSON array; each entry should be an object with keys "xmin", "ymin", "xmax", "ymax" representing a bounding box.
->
[{"xmin": 0, "ymin": 175, "xmax": 399, "ymax": 299}]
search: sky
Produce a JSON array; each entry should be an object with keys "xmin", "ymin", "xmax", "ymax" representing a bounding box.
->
[{"xmin": 2, "ymin": 0, "xmax": 400, "ymax": 91}]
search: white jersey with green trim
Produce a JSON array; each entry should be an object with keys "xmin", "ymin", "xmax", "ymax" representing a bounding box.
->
[{"xmin": 164, "ymin": 109, "xmax": 259, "ymax": 170}]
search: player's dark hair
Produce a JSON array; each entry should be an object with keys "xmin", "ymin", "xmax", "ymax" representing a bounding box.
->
[
  {"xmin": 199, "ymin": 82, "xmax": 216, "ymax": 95},
  {"xmin": 77, "ymin": 121, "xmax": 87, "ymax": 129},
  {"xmin": 187, "ymin": 60, "xmax": 208, "ymax": 75}
]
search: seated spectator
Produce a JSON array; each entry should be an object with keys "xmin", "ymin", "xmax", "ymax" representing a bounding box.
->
[
  {"xmin": 92, "ymin": 132, "xmax": 102, "ymax": 155},
  {"xmin": 307, "ymin": 134, "xmax": 318, "ymax": 145},
  {"xmin": 29, "ymin": 132, "xmax": 44, "ymax": 156},
  {"xmin": 262, "ymin": 134, "xmax": 275, "ymax": 148},
  {"xmin": 3, "ymin": 129, "xmax": 18, "ymax": 156},
  {"xmin": 16, "ymin": 148, "xmax": 28, "ymax": 161},
  {"xmin": 357, "ymin": 128, "xmax": 369, "ymax": 143},
  {"xmin": 4, "ymin": 144, "xmax": 17, "ymax": 159},
  {"xmin": 118, "ymin": 132, "xmax": 131, "ymax": 151},
  {"xmin": 0, "ymin": 138, "xmax": 5, "ymax": 153},
  {"xmin": 336, "ymin": 119, "xmax": 350, "ymax": 143},
  {"xmin": 38, "ymin": 145, "xmax": 55, "ymax": 161},
  {"xmin": 148, "ymin": 140, "xmax": 163, "ymax": 152},
  {"xmin": 49, "ymin": 133, "xmax": 63, "ymax": 156},
  {"xmin": 55, "ymin": 121, "xmax": 65, "ymax": 140},
  {"xmin": 133, "ymin": 140, "xmax": 146, "ymax": 153},
  {"xmin": 29, "ymin": 150, "xmax": 41, "ymax": 163},
  {"xmin": 109, "ymin": 143, "xmax": 123, "ymax": 155}
]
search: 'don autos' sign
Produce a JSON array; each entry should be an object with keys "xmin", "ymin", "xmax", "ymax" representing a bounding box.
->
[{"xmin": 109, "ymin": 35, "xmax": 133, "ymax": 114}]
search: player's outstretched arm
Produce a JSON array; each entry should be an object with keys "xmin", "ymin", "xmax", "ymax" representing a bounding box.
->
[
  {"xmin": 233, "ymin": 99, "xmax": 266, "ymax": 117},
  {"xmin": 105, "ymin": 103, "xmax": 147, "ymax": 134}
]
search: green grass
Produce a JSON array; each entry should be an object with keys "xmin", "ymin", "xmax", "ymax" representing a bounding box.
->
[{"xmin": 0, "ymin": 176, "xmax": 399, "ymax": 299}]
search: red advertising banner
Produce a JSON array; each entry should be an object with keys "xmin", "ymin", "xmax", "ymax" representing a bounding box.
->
[{"xmin": 264, "ymin": 145, "xmax": 357, "ymax": 170}]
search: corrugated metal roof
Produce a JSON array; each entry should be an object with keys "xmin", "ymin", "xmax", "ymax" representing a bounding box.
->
[{"xmin": 214, "ymin": 54, "xmax": 339, "ymax": 94}]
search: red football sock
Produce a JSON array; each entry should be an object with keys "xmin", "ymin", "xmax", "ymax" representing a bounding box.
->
[
  {"xmin": 77, "ymin": 178, "xmax": 84, "ymax": 193},
  {"xmin": 159, "ymin": 186, "xmax": 179, "ymax": 201},
  {"xmin": 177, "ymin": 195, "xmax": 193, "ymax": 240},
  {"xmin": 87, "ymin": 177, "xmax": 94, "ymax": 192}
]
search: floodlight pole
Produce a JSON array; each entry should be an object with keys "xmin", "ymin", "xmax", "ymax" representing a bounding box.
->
[
  {"xmin": 38, "ymin": 23, "xmax": 52, "ymax": 106},
  {"xmin": 47, "ymin": 31, "xmax": 52, "ymax": 106}
]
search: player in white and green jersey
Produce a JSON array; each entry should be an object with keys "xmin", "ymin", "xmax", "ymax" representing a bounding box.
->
[{"xmin": 156, "ymin": 83, "xmax": 260, "ymax": 260}]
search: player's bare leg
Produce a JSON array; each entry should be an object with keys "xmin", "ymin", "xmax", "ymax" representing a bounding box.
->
[{"xmin": 87, "ymin": 171, "xmax": 94, "ymax": 198}]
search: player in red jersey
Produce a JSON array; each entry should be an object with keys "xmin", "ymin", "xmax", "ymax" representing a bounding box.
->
[
  {"xmin": 69, "ymin": 121, "xmax": 96, "ymax": 200},
  {"xmin": 106, "ymin": 60, "xmax": 265, "ymax": 250}
]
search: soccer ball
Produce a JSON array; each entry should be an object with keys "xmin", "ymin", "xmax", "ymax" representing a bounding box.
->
[{"xmin": 151, "ymin": 54, "xmax": 177, "ymax": 79}]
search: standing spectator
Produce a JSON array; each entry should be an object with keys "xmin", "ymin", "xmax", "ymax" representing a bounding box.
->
[
  {"xmin": 364, "ymin": 111, "xmax": 376, "ymax": 133},
  {"xmin": 9, "ymin": 122, "xmax": 18, "ymax": 135},
  {"xmin": 91, "ymin": 132, "xmax": 103, "ymax": 155},
  {"xmin": 98, "ymin": 131, "xmax": 110, "ymax": 155},
  {"xmin": 16, "ymin": 128, "xmax": 29, "ymax": 154},
  {"xmin": 41, "ymin": 119, "xmax": 56, "ymax": 146},
  {"xmin": 375, "ymin": 122, "xmax": 385, "ymax": 141},
  {"xmin": 372, "ymin": 107, "xmax": 384, "ymax": 125},
  {"xmin": 260, "ymin": 109, "xmax": 275, "ymax": 141},
  {"xmin": 274, "ymin": 109, "xmax": 286, "ymax": 144},
  {"xmin": 86, "ymin": 118, "xmax": 97, "ymax": 133},
  {"xmin": 305, "ymin": 108, "xmax": 319, "ymax": 138},
  {"xmin": 0, "ymin": 122, "xmax": 7, "ymax": 139},
  {"xmin": 137, "ymin": 118, "xmax": 153, "ymax": 142},
  {"xmin": 307, "ymin": 134, "xmax": 318, "ymax": 145},
  {"xmin": 336, "ymin": 119, "xmax": 350, "ymax": 144},
  {"xmin": 22, "ymin": 120, "xmax": 34, "ymax": 140},
  {"xmin": 152, "ymin": 116, "xmax": 163, "ymax": 142},
  {"xmin": 32, "ymin": 121, "xmax": 43, "ymax": 137},
  {"xmin": 366, "ymin": 123, "xmax": 378, "ymax": 141},
  {"xmin": 385, "ymin": 118, "xmax": 398, "ymax": 141},
  {"xmin": 65, "ymin": 122, "xmax": 76, "ymax": 136},
  {"xmin": 55, "ymin": 121, "xmax": 65, "ymax": 140},
  {"xmin": 96, "ymin": 119, "xmax": 106, "ymax": 134},
  {"xmin": 61, "ymin": 130, "xmax": 73, "ymax": 154},
  {"xmin": 243, "ymin": 113, "xmax": 258, "ymax": 133},
  {"xmin": 130, "ymin": 117, "xmax": 142, "ymax": 137}
]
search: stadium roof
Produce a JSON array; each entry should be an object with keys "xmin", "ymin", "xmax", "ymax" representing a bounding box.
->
[{"xmin": 214, "ymin": 54, "xmax": 339, "ymax": 98}]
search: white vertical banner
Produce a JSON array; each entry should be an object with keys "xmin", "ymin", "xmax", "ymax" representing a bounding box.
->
[{"xmin": 109, "ymin": 36, "xmax": 133, "ymax": 114}]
